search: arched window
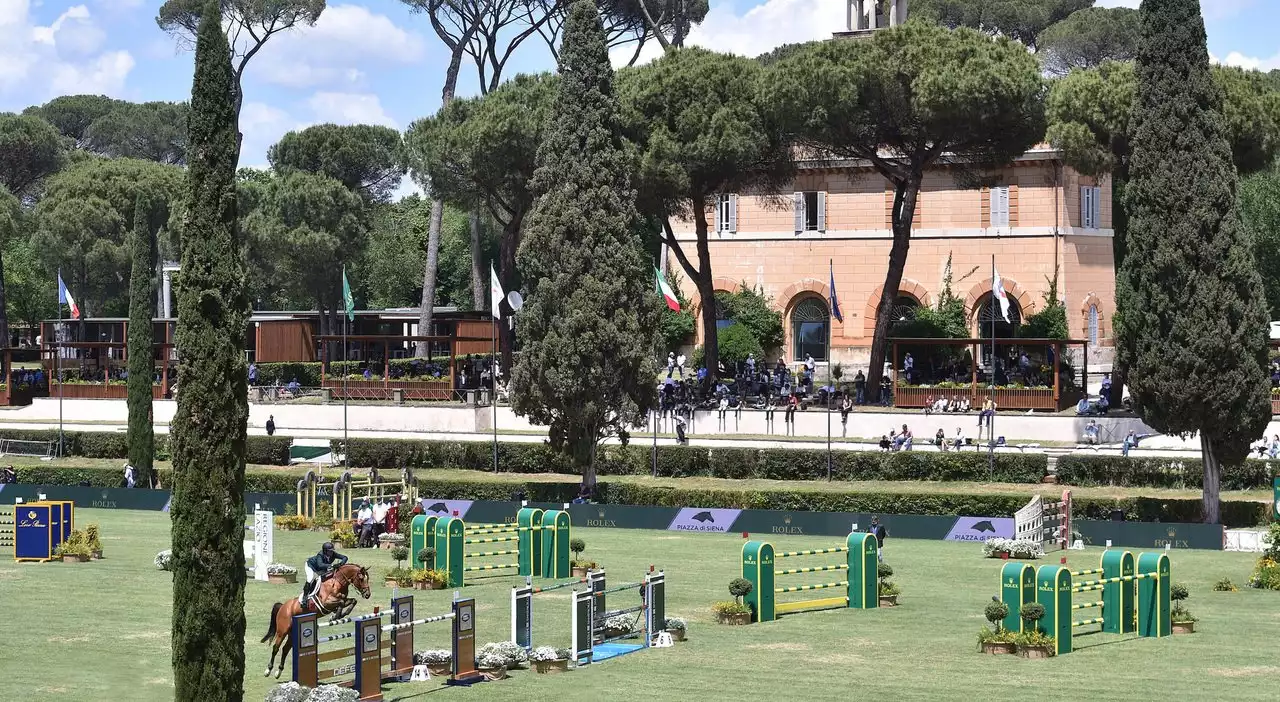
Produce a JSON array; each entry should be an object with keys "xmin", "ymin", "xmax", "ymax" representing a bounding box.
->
[
  {"xmin": 1088, "ymin": 305, "xmax": 1099, "ymax": 345},
  {"xmin": 791, "ymin": 298, "xmax": 830, "ymax": 361},
  {"xmin": 975, "ymin": 292, "xmax": 1022, "ymax": 339},
  {"xmin": 890, "ymin": 295, "xmax": 921, "ymax": 323}
]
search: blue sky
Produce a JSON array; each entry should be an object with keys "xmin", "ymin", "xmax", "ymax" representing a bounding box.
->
[{"xmin": 1, "ymin": 0, "xmax": 1277, "ymax": 177}]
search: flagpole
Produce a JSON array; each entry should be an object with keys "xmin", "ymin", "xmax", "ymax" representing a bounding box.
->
[
  {"xmin": 989, "ymin": 254, "xmax": 996, "ymax": 475},
  {"xmin": 492, "ymin": 307, "xmax": 498, "ymax": 474},
  {"xmin": 826, "ymin": 259, "xmax": 833, "ymax": 482},
  {"xmin": 57, "ymin": 268, "xmax": 64, "ymax": 457},
  {"xmin": 342, "ymin": 269, "xmax": 349, "ymax": 469}
]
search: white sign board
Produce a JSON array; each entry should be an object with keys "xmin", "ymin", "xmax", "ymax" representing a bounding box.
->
[{"xmin": 253, "ymin": 510, "xmax": 274, "ymax": 582}]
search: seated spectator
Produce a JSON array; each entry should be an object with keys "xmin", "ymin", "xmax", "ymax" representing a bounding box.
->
[
  {"xmin": 900, "ymin": 424, "xmax": 913, "ymax": 451},
  {"xmin": 923, "ymin": 395, "xmax": 934, "ymax": 415},
  {"xmin": 1083, "ymin": 419, "xmax": 1100, "ymax": 445},
  {"xmin": 890, "ymin": 429, "xmax": 902, "ymax": 451},
  {"xmin": 952, "ymin": 427, "xmax": 965, "ymax": 451},
  {"xmin": 1269, "ymin": 435, "xmax": 1280, "ymax": 459},
  {"xmin": 1122, "ymin": 430, "xmax": 1138, "ymax": 457},
  {"xmin": 878, "ymin": 435, "xmax": 892, "ymax": 451},
  {"xmin": 1075, "ymin": 397, "xmax": 1091, "ymax": 415},
  {"xmin": 932, "ymin": 397, "xmax": 947, "ymax": 414},
  {"xmin": 934, "ymin": 428, "xmax": 946, "ymax": 449}
]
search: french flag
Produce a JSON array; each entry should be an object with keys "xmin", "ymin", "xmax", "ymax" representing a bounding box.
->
[{"xmin": 58, "ymin": 274, "xmax": 80, "ymax": 320}]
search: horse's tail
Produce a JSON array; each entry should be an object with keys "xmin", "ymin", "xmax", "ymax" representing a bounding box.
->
[{"xmin": 261, "ymin": 602, "xmax": 283, "ymax": 643}]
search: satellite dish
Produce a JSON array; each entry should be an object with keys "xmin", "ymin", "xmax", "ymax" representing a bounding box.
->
[{"xmin": 506, "ymin": 290, "xmax": 524, "ymax": 312}]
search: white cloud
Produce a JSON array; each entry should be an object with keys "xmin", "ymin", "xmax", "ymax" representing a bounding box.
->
[
  {"xmin": 391, "ymin": 173, "xmax": 422, "ymax": 201},
  {"xmin": 1221, "ymin": 51, "xmax": 1280, "ymax": 72},
  {"xmin": 306, "ymin": 91, "xmax": 397, "ymax": 127},
  {"xmin": 619, "ymin": 0, "xmax": 847, "ymax": 61},
  {"xmin": 0, "ymin": 0, "xmax": 132, "ymax": 99},
  {"xmin": 254, "ymin": 4, "xmax": 426, "ymax": 89}
]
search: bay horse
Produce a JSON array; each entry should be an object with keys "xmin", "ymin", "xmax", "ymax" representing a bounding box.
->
[{"xmin": 260, "ymin": 563, "xmax": 371, "ymax": 678}]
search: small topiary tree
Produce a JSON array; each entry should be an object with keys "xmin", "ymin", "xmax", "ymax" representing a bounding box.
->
[
  {"xmin": 1170, "ymin": 582, "xmax": 1195, "ymax": 623},
  {"xmin": 570, "ymin": 538, "xmax": 585, "ymax": 559},
  {"xmin": 985, "ymin": 600, "xmax": 1009, "ymax": 632},
  {"xmin": 390, "ymin": 545, "xmax": 409, "ymax": 569},
  {"xmin": 729, "ymin": 577, "xmax": 753, "ymax": 604},
  {"xmin": 1020, "ymin": 602, "xmax": 1045, "ymax": 629},
  {"xmin": 417, "ymin": 547, "xmax": 436, "ymax": 570}
]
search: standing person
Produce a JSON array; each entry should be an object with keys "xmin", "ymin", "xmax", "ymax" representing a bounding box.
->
[
  {"xmin": 854, "ymin": 369, "xmax": 866, "ymax": 405},
  {"xmin": 675, "ymin": 352, "xmax": 686, "ymax": 379},
  {"xmin": 675, "ymin": 414, "xmax": 688, "ymax": 445},
  {"xmin": 666, "ymin": 352, "xmax": 676, "ymax": 378},
  {"xmin": 785, "ymin": 393, "xmax": 798, "ymax": 435},
  {"xmin": 265, "ymin": 414, "xmax": 276, "ymax": 436},
  {"xmin": 301, "ymin": 542, "xmax": 349, "ymax": 610},
  {"xmin": 840, "ymin": 395, "xmax": 853, "ymax": 437},
  {"xmin": 248, "ymin": 362, "xmax": 257, "ymax": 386},
  {"xmin": 868, "ymin": 516, "xmax": 887, "ymax": 563},
  {"xmin": 372, "ymin": 499, "xmax": 390, "ymax": 543},
  {"xmin": 879, "ymin": 375, "xmax": 892, "ymax": 407},
  {"xmin": 746, "ymin": 353, "xmax": 756, "ymax": 377},
  {"xmin": 123, "ymin": 463, "xmax": 135, "ymax": 489},
  {"xmin": 903, "ymin": 353, "xmax": 914, "ymax": 383},
  {"xmin": 356, "ymin": 500, "xmax": 375, "ymax": 548}
]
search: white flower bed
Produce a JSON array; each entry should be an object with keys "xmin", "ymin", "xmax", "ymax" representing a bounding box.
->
[{"xmin": 982, "ymin": 538, "xmax": 1045, "ymax": 560}]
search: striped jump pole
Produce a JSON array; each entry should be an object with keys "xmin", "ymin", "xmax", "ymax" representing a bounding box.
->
[{"xmin": 742, "ymin": 532, "xmax": 877, "ymax": 623}]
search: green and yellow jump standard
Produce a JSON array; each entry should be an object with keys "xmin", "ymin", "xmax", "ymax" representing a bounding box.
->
[
  {"xmin": 425, "ymin": 508, "xmax": 571, "ymax": 587},
  {"xmin": 742, "ymin": 532, "xmax": 878, "ymax": 623}
]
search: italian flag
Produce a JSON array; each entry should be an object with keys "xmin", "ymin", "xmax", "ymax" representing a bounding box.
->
[{"xmin": 655, "ymin": 267, "xmax": 680, "ymax": 312}]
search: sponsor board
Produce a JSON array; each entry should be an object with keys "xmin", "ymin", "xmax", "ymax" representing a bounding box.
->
[
  {"xmin": 416, "ymin": 499, "xmax": 474, "ymax": 518},
  {"xmin": 944, "ymin": 517, "xmax": 1015, "ymax": 542},
  {"xmin": 667, "ymin": 508, "xmax": 742, "ymax": 532}
]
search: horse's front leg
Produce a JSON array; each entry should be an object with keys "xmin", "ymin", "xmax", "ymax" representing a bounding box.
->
[{"xmin": 338, "ymin": 598, "xmax": 357, "ymax": 620}]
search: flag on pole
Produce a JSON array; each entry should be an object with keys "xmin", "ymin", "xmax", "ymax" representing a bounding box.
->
[
  {"xmin": 655, "ymin": 267, "xmax": 680, "ymax": 312},
  {"xmin": 828, "ymin": 259, "xmax": 843, "ymax": 323},
  {"xmin": 992, "ymin": 266, "xmax": 1011, "ymax": 323},
  {"xmin": 342, "ymin": 267, "xmax": 355, "ymax": 322},
  {"xmin": 490, "ymin": 264, "xmax": 504, "ymax": 319},
  {"xmin": 57, "ymin": 274, "xmax": 80, "ymax": 320}
]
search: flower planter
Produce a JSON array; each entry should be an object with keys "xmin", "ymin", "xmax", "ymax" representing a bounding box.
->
[
  {"xmin": 412, "ymin": 581, "xmax": 446, "ymax": 590},
  {"xmin": 533, "ymin": 659, "xmax": 570, "ymax": 674},
  {"xmin": 603, "ymin": 627, "xmax": 632, "ymax": 639},
  {"xmin": 666, "ymin": 629, "xmax": 686, "ymax": 642},
  {"xmin": 60, "ymin": 554, "xmax": 89, "ymax": 563},
  {"xmin": 1172, "ymin": 621, "xmax": 1196, "ymax": 634},
  {"xmin": 479, "ymin": 665, "xmax": 508, "ymax": 680},
  {"xmin": 1017, "ymin": 644, "xmax": 1053, "ymax": 659},
  {"xmin": 715, "ymin": 612, "xmax": 752, "ymax": 625},
  {"xmin": 424, "ymin": 662, "xmax": 451, "ymax": 677},
  {"xmin": 385, "ymin": 579, "xmax": 411, "ymax": 589},
  {"xmin": 981, "ymin": 642, "xmax": 1016, "ymax": 655},
  {"xmin": 879, "ymin": 595, "xmax": 899, "ymax": 607},
  {"xmin": 269, "ymin": 573, "xmax": 298, "ymax": 585},
  {"xmin": 571, "ymin": 567, "xmax": 588, "ymax": 577}
]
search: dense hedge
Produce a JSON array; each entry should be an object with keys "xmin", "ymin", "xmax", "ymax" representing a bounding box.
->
[
  {"xmin": 339, "ymin": 438, "xmax": 1049, "ymax": 484},
  {"xmin": 1055, "ymin": 455, "xmax": 1276, "ymax": 490},
  {"xmin": 252, "ymin": 359, "xmax": 456, "ymax": 386},
  {"xmin": 0, "ymin": 429, "xmax": 292, "ymax": 466},
  {"xmin": 16, "ymin": 466, "xmax": 1270, "ymax": 527}
]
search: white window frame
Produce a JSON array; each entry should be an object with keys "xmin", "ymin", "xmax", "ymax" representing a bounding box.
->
[
  {"xmin": 794, "ymin": 191, "xmax": 827, "ymax": 233},
  {"xmin": 990, "ymin": 185, "xmax": 1010, "ymax": 228}
]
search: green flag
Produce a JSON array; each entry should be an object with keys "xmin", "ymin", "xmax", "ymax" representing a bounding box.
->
[{"xmin": 342, "ymin": 267, "xmax": 355, "ymax": 322}]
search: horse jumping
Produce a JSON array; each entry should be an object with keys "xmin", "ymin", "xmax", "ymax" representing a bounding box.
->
[{"xmin": 260, "ymin": 563, "xmax": 371, "ymax": 678}]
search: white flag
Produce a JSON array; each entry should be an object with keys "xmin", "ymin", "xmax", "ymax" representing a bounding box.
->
[
  {"xmin": 992, "ymin": 267, "xmax": 1011, "ymax": 323},
  {"xmin": 490, "ymin": 264, "xmax": 504, "ymax": 319}
]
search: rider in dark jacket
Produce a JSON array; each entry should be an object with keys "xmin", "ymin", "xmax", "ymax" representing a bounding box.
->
[{"xmin": 301, "ymin": 542, "xmax": 348, "ymax": 609}]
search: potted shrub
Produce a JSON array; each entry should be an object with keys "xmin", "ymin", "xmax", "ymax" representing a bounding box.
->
[
  {"xmin": 56, "ymin": 535, "xmax": 93, "ymax": 563},
  {"xmin": 385, "ymin": 565, "xmax": 414, "ymax": 588},
  {"xmin": 878, "ymin": 563, "xmax": 900, "ymax": 606},
  {"xmin": 602, "ymin": 614, "xmax": 636, "ymax": 639},
  {"xmin": 85, "ymin": 523, "xmax": 104, "ymax": 559},
  {"xmin": 154, "ymin": 550, "xmax": 173, "ymax": 571},
  {"xmin": 570, "ymin": 538, "xmax": 590, "ymax": 576},
  {"xmin": 1015, "ymin": 603, "xmax": 1055, "ymax": 658},
  {"xmin": 329, "ymin": 521, "xmax": 358, "ymax": 549},
  {"xmin": 1170, "ymin": 583, "xmax": 1196, "ymax": 634},
  {"xmin": 982, "ymin": 538, "xmax": 1012, "ymax": 560},
  {"xmin": 713, "ymin": 578, "xmax": 753, "ymax": 625},
  {"xmin": 664, "ymin": 617, "xmax": 687, "ymax": 642},
  {"xmin": 978, "ymin": 600, "xmax": 1016, "ymax": 654},
  {"xmin": 379, "ymin": 532, "xmax": 406, "ymax": 550},
  {"xmin": 312, "ymin": 502, "xmax": 334, "ymax": 530},
  {"xmin": 1212, "ymin": 577, "xmax": 1238, "ymax": 592},
  {"xmin": 476, "ymin": 641, "xmax": 527, "ymax": 678},
  {"xmin": 267, "ymin": 563, "xmax": 298, "ymax": 584},
  {"xmin": 273, "ymin": 514, "xmax": 312, "ymax": 531},
  {"xmin": 414, "ymin": 649, "xmax": 451, "ymax": 676},
  {"xmin": 417, "ymin": 547, "xmax": 436, "ymax": 571},
  {"xmin": 529, "ymin": 646, "xmax": 571, "ymax": 674}
]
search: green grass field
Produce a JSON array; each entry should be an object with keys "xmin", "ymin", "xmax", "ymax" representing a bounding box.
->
[{"xmin": 0, "ymin": 509, "xmax": 1275, "ymax": 701}]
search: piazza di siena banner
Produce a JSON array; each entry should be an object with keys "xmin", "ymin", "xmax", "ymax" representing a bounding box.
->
[{"xmin": 0, "ymin": 485, "xmax": 1234, "ymax": 551}]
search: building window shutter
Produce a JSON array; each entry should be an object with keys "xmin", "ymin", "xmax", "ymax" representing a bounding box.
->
[
  {"xmin": 817, "ymin": 191, "xmax": 827, "ymax": 232},
  {"xmin": 793, "ymin": 192, "xmax": 804, "ymax": 233},
  {"xmin": 1091, "ymin": 186, "xmax": 1102, "ymax": 229},
  {"xmin": 1080, "ymin": 186, "xmax": 1094, "ymax": 228},
  {"xmin": 990, "ymin": 186, "xmax": 1009, "ymax": 228},
  {"xmin": 1088, "ymin": 305, "xmax": 1099, "ymax": 345},
  {"xmin": 729, "ymin": 194, "xmax": 738, "ymax": 233},
  {"xmin": 712, "ymin": 195, "xmax": 721, "ymax": 233}
]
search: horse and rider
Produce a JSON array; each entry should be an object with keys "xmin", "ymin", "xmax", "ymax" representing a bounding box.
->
[{"xmin": 260, "ymin": 542, "xmax": 371, "ymax": 679}]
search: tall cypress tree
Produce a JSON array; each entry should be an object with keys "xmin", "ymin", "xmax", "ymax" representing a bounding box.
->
[
  {"xmin": 1116, "ymin": 0, "xmax": 1271, "ymax": 524},
  {"xmin": 509, "ymin": 0, "xmax": 660, "ymax": 489},
  {"xmin": 169, "ymin": 0, "xmax": 249, "ymax": 698},
  {"xmin": 126, "ymin": 193, "xmax": 155, "ymax": 488}
]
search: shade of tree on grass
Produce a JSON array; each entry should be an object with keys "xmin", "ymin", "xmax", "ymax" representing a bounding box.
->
[
  {"xmin": 762, "ymin": 25, "xmax": 1044, "ymax": 402},
  {"xmin": 1115, "ymin": 0, "xmax": 1271, "ymax": 525},
  {"xmin": 511, "ymin": 0, "xmax": 660, "ymax": 489},
  {"xmin": 168, "ymin": 1, "xmax": 250, "ymax": 698}
]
